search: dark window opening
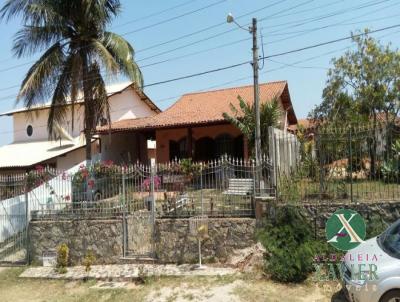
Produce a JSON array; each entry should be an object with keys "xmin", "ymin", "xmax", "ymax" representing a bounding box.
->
[
  {"xmin": 194, "ymin": 137, "xmax": 216, "ymax": 162},
  {"xmin": 169, "ymin": 137, "xmax": 187, "ymax": 160},
  {"xmin": 26, "ymin": 125, "xmax": 33, "ymax": 137}
]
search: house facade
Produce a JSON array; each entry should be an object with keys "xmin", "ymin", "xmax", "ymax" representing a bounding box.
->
[
  {"xmin": 98, "ymin": 81, "xmax": 297, "ymax": 163},
  {"xmin": 0, "ymin": 82, "xmax": 160, "ymax": 173}
]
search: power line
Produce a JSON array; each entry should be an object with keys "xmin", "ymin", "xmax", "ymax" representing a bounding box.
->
[
  {"xmin": 0, "ymin": 0, "xmax": 311, "ymax": 72},
  {"xmin": 135, "ymin": 0, "xmax": 291, "ymax": 54},
  {"xmin": 119, "ymin": 0, "xmax": 227, "ymax": 36},
  {"xmin": 0, "ymin": 0, "xmax": 386, "ymax": 78},
  {"xmin": 0, "ymin": 22, "xmax": 399, "ymax": 103},
  {"xmin": 0, "ymin": 0, "xmax": 226, "ymax": 72},
  {"xmin": 2, "ymin": 27, "xmax": 400, "ymax": 137},
  {"xmin": 112, "ymin": 0, "xmax": 200, "ymax": 29},
  {"xmin": 260, "ymin": 0, "xmax": 391, "ymax": 33},
  {"xmin": 264, "ymin": 0, "xmax": 399, "ymax": 37},
  {"xmin": 135, "ymin": 0, "xmax": 315, "ymax": 62}
]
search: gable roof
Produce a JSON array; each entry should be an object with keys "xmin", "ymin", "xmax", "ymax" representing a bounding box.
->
[
  {"xmin": 98, "ymin": 81, "xmax": 297, "ymax": 133},
  {"xmin": 0, "ymin": 82, "xmax": 161, "ymax": 117}
]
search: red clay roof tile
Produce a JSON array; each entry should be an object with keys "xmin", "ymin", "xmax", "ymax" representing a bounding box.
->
[{"xmin": 98, "ymin": 81, "xmax": 296, "ymax": 132}]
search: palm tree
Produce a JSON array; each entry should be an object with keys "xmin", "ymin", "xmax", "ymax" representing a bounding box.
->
[
  {"xmin": 1, "ymin": 0, "xmax": 143, "ymax": 163},
  {"xmin": 223, "ymin": 96, "xmax": 282, "ymax": 156}
]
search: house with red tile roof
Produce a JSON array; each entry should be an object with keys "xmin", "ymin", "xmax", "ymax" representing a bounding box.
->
[{"xmin": 97, "ymin": 81, "xmax": 297, "ymax": 163}]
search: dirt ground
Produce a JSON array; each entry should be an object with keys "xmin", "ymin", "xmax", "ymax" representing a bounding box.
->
[{"xmin": 0, "ymin": 267, "xmax": 347, "ymax": 302}]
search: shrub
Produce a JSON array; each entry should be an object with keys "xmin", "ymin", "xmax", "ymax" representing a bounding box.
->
[
  {"xmin": 56, "ymin": 243, "xmax": 69, "ymax": 274},
  {"xmin": 82, "ymin": 250, "xmax": 96, "ymax": 273},
  {"xmin": 381, "ymin": 139, "xmax": 400, "ymax": 183},
  {"xmin": 366, "ymin": 214, "xmax": 388, "ymax": 238},
  {"xmin": 258, "ymin": 206, "xmax": 317, "ymax": 283}
]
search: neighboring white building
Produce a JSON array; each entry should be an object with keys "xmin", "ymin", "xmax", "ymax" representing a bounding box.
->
[{"xmin": 0, "ymin": 82, "xmax": 160, "ymax": 173}]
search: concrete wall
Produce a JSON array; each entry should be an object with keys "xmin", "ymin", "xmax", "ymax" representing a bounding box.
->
[{"xmin": 29, "ymin": 217, "xmax": 256, "ymax": 265}]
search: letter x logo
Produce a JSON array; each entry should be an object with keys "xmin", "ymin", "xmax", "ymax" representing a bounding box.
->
[
  {"xmin": 327, "ymin": 214, "xmax": 364, "ymax": 243},
  {"xmin": 326, "ymin": 209, "xmax": 366, "ymax": 251}
]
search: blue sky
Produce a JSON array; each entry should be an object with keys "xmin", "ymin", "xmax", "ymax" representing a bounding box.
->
[{"xmin": 0, "ymin": 0, "xmax": 400, "ymax": 146}]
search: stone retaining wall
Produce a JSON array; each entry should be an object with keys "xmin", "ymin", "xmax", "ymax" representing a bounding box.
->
[
  {"xmin": 29, "ymin": 218, "xmax": 256, "ymax": 265},
  {"xmin": 29, "ymin": 220, "xmax": 123, "ymax": 265},
  {"xmin": 155, "ymin": 218, "xmax": 256, "ymax": 263},
  {"xmin": 261, "ymin": 200, "xmax": 400, "ymax": 237}
]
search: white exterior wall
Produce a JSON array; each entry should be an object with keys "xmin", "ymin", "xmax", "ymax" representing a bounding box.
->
[
  {"xmin": 13, "ymin": 106, "xmax": 85, "ymax": 142},
  {"xmin": 108, "ymin": 87, "xmax": 156, "ymax": 121},
  {"xmin": 12, "ymin": 86, "xmax": 156, "ymax": 143}
]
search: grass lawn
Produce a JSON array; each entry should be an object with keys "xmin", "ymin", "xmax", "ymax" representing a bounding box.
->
[{"xmin": 0, "ymin": 267, "xmax": 346, "ymax": 302}]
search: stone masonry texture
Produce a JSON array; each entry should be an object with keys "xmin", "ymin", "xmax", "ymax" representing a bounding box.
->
[{"xmin": 29, "ymin": 218, "xmax": 256, "ymax": 265}]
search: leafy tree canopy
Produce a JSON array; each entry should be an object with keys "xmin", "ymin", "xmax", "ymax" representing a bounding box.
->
[{"xmin": 309, "ymin": 30, "xmax": 400, "ymax": 126}]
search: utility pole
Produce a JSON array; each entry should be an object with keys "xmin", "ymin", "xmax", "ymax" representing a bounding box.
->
[
  {"xmin": 227, "ymin": 14, "xmax": 261, "ymax": 165},
  {"xmin": 227, "ymin": 14, "xmax": 262, "ymax": 194},
  {"xmin": 251, "ymin": 18, "xmax": 261, "ymax": 167}
]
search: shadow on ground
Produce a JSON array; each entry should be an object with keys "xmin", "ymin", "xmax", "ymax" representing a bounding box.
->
[{"xmin": 332, "ymin": 290, "xmax": 348, "ymax": 302}]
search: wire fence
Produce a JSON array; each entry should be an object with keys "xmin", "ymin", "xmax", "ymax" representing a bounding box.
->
[{"xmin": 272, "ymin": 123, "xmax": 400, "ymax": 204}]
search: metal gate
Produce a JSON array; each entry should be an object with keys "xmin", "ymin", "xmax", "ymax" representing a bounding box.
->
[
  {"xmin": 0, "ymin": 175, "xmax": 28, "ymax": 265},
  {"xmin": 121, "ymin": 165, "xmax": 155, "ymax": 259},
  {"xmin": 123, "ymin": 211, "xmax": 154, "ymax": 258}
]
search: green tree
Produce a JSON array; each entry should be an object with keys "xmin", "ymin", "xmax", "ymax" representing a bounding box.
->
[
  {"xmin": 309, "ymin": 30, "xmax": 400, "ymax": 176},
  {"xmin": 310, "ymin": 31, "xmax": 400, "ymax": 125},
  {"xmin": 1, "ymin": 0, "xmax": 143, "ymax": 163},
  {"xmin": 223, "ymin": 96, "xmax": 282, "ymax": 156}
]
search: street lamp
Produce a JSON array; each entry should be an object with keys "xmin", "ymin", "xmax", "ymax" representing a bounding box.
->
[{"xmin": 227, "ymin": 13, "xmax": 261, "ymax": 167}]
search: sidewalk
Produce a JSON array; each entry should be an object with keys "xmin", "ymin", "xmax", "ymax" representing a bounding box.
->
[{"xmin": 20, "ymin": 264, "xmax": 238, "ymax": 281}]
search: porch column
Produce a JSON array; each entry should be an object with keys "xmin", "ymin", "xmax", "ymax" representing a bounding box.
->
[
  {"xmin": 187, "ymin": 127, "xmax": 193, "ymax": 158},
  {"xmin": 243, "ymin": 136, "xmax": 249, "ymax": 160}
]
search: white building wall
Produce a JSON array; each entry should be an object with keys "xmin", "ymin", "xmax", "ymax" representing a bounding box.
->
[
  {"xmin": 12, "ymin": 86, "xmax": 156, "ymax": 143},
  {"xmin": 108, "ymin": 87, "xmax": 156, "ymax": 121},
  {"xmin": 13, "ymin": 106, "xmax": 85, "ymax": 142}
]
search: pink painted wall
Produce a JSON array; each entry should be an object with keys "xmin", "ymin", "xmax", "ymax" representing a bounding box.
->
[{"xmin": 155, "ymin": 123, "xmax": 245, "ymax": 163}]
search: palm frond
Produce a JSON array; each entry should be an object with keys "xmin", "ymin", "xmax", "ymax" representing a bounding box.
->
[
  {"xmin": 87, "ymin": 62, "xmax": 109, "ymax": 129},
  {"xmin": 18, "ymin": 41, "xmax": 65, "ymax": 108},
  {"xmin": 91, "ymin": 39, "xmax": 119, "ymax": 76},
  {"xmin": 47, "ymin": 54, "xmax": 75, "ymax": 140},
  {"xmin": 223, "ymin": 95, "xmax": 284, "ymax": 156},
  {"xmin": 101, "ymin": 31, "xmax": 143, "ymax": 88},
  {"xmin": 0, "ymin": 0, "xmax": 33, "ymax": 21},
  {"xmin": 13, "ymin": 25, "xmax": 64, "ymax": 57}
]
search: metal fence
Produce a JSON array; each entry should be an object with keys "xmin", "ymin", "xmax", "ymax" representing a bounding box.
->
[
  {"xmin": 26, "ymin": 157, "xmax": 274, "ymax": 220},
  {"xmin": 0, "ymin": 158, "xmax": 274, "ymax": 262},
  {"xmin": 272, "ymin": 123, "xmax": 400, "ymax": 203}
]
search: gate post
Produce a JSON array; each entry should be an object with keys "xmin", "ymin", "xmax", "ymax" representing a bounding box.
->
[
  {"xmin": 121, "ymin": 172, "xmax": 126, "ymax": 258},
  {"xmin": 268, "ymin": 127, "xmax": 277, "ymax": 190},
  {"xmin": 24, "ymin": 173, "xmax": 30, "ymax": 264},
  {"xmin": 150, "ymin": 163, "xmax": 156, "ymax": 226},
  {"xmin": 348, "ymin": 127, "xmax": 354, "ymax": 203}
]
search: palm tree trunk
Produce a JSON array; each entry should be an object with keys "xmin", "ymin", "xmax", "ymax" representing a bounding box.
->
[{"xmin": 81, "ymin": 50, "xmax": 92, "ymax": 165}]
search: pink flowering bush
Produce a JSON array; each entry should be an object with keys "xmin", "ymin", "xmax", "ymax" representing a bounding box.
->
[{"xmin": 141, "ymin": 176, "xmax": 161, "ymax": 192}]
